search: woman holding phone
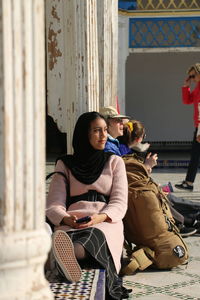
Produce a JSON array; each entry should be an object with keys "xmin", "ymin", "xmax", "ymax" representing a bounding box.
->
[
  {"xmin": 46, "ymin": 111, "xmax": 130, "ymax": 299},
  {"xmin": 175, "ymin": 63, "xmax": 200, "ymax": 191}
]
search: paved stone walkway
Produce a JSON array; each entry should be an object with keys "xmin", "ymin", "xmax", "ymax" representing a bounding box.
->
[{"xmin": 46, "ymin": 160, "xmax": 200, "ymax": 299}]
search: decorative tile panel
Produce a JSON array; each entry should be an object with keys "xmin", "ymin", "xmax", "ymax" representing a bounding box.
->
[
  {"xmin": 129, "ymin": 16, "xmax": 200, "ymax": 48},
  {"xmin": 137, "ymin": 0, "xmax": 200, "ymax": 10}
]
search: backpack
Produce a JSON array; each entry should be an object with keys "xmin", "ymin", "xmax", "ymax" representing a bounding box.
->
[{"xmin": 122, "ymin": 155, "xmax": 189, "ymax": 273}]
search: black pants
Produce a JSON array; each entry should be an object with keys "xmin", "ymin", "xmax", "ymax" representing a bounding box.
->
[
  {"xmin": 186, "ymin": 128, "xmax": 200, "ymax": 183},
  {"xmin": 68, "ymin": 228, "xmax": 123, "ymax": 300},
  {"xmin": 168, "ymin": 193, "xmax": 200, "ymax": 216}
]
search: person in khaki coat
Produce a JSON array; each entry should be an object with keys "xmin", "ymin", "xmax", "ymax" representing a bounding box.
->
[
  {"xmin": 118, "ymin": 120, "xmax": 189, "ymax": 271},
  {"xmin": 46, "ymin": 111, "xmax": 130, "ymax": 300},
  {"xmin": 123, "ymin": 154, "xmax": 189, "ymax": 270}
]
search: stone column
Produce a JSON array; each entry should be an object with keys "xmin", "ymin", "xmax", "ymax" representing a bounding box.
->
[
  {"xmin": 46, "ymin": 0, "xmax": 99, "ymax": 153},
  {"xmin": 46, "ymin": 0, "xmax": 120, "ymax": 152},
  {"xmin": 118, "ymin": 14, "xmax": 129, "ymax": 114},
  {"xmin": 65, "ymin": 0, "xmax": 99, "ymax": 152},
  {"xmin": 97, "ymin": 0, "xmax": 118, "ymax": 109},
  {"xmin": 0, "ymin": 1, "xmax": 53, "ymax": 299}
]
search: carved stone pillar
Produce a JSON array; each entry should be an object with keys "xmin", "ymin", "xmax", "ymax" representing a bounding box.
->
[
  {"xmin": 65, "ymin": 0, "xmax": 99, "ymax": 152},
  {"xmin": 97, "ymin": 0, "xmax": 118, "ymax": 109},
  {"xmin": 0, "ymin": 1, "xmax": 53, "ymax": 299},
  {"xmin": 46, "ymin": 0, "xmax": 120, "ymax": 152}
]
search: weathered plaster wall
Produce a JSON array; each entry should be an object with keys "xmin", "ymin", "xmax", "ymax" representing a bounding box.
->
[{"xmin": 46, "ymin": 0, "xmax": 66, "ymax": 132}]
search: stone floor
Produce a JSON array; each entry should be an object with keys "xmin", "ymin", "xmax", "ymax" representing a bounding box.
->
[{"xmin": 46, "ymin": 157, "xmax": 200, "ymax": 300}]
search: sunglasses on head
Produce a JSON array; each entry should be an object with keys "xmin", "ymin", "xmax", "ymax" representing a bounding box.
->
[{"xmin": 189, "ymin": 74, "xmax": 196, "ymax": 79}]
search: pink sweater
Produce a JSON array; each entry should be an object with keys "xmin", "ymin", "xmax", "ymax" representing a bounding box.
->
[{"xmin": 46, "ymin": 155, "xmax": 128, "ymax": 272}]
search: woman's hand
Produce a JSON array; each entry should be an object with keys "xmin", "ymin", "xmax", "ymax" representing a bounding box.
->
[
  {"xmin": 61, "ymin": 213, "xmax": 109, "ymax": 229},
  {"xmin": 183, "ymin": 77, "xmax": 191, "ymax": 87},
  {"xmin": 61, "ymin": 215, "xmax": 80, "ymax": 229},
  {"xmin": 90, "ymin": 213, "xmax": 109, "ymax": 225},
  {"xmin": 145, "ymin": 152, "xmax": 158, "ymax": 171},
  {"xmin": 196, "ymin": 135, "xmax": 200, "ymax": 143},
  {"xmin": 75, "ymin": 213, "xmax": 109, "ymax": 229}
]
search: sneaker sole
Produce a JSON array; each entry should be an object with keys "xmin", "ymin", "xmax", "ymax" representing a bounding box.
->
[
  {"xmin": 52, "ymin": 230, "xmax": 82, "ymax": 282},
  {"xmin": 181, "ymin": 228, "xmax": 197, "ymax": 237},
  {"xmin": 175, "ymin": 185, "xmax": 193, "ymax": 191},
  {"xmin": 168, "ymin": 182, "xmax": 174, "ymax": 192}
]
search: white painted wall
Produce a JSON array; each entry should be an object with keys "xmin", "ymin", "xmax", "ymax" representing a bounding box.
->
[{"xmin": 126, "ymin": 52, "xmax": 200, "ymax": 142}]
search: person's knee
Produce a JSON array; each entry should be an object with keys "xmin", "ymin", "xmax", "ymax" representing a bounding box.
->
[{"xmin": 73, "ymin": 242, "xmax": 87, "ymax": 260}]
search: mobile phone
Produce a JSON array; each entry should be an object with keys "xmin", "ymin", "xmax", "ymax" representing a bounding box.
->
[{"xmin": 76, "ymin": 216, "xmax": 91, "ymax": 224}]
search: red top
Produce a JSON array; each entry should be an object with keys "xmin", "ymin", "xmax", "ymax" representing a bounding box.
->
[{"xmin": 182, "ymin": 82, "xmax": 200, "ymax": 128}]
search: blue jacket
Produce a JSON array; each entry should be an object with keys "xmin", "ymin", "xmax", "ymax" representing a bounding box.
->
[
  {"xmin": 104, "ymin": 135, "xmax": 122, "ymax": 156},
  {"xmin": 119, "ymin": 143, "xmax": 133, "ymax": 156}
]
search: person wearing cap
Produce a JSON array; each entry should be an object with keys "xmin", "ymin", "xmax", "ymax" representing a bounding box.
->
[{"xmin": 99, "ymin": 106, "xmax": 130, "ymax": 156}]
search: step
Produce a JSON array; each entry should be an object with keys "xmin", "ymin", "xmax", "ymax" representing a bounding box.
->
[{"xmin": 47, "ymin": 268, "xmax": 106, "ymax": 300}]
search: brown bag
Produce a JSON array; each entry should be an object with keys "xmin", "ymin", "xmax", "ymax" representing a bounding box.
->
[{"xmin": 123, "ymin": 155, "xmax": 189, "ymax": 271}]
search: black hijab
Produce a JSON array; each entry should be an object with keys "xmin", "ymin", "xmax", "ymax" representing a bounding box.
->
[{"xmin": 60, "ymin": 111, "xmax": 113, "ymax": 184}]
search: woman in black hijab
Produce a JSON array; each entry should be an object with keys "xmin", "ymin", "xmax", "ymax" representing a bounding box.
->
[
  {"xmin": 46, "ymin": 112, "xmax": 130, "ymax": 299},
  {"xmin": 61, "ymin": 111, "xmax": 113, "ymax": 184}
]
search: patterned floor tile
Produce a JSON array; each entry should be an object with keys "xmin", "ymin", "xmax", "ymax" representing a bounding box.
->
[
  {"xmin": 130, "ymin": 294, "xmax": 182, "ymax": 300},
  {"xmin": 183, "ymin": 260, "xmax": 200, "ymax": 276},
  {"xmin": 173, "ymin": 283, "xmax": 200, "ymax": 298},
  {"xmin": 48, "ymin": 269, "xmax": 105, "ymax": 300},
  {"xmin": 123, "ymin": 236, "xmax": 200, "ymax": 299},
  {"xmin": 124, "ymin": 269, "xmax": 192, "ymax": 287}
]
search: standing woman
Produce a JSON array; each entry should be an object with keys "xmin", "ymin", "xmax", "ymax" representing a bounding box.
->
[
  {"xmin": 46, "ymin": 112, "xmax": 129, "ymax": 299},
  {"xmin": 175, "ymin": 63, "xmax": 200, "ymax": 191}
]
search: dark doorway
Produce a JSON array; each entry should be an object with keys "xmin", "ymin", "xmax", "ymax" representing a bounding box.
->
[{"xmin": 46, "ymin": 114, "xmax": 67, "ymax": 156}]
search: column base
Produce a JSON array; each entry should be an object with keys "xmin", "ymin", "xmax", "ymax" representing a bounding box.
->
[{"xmin": 0, "ymin": 228, "xmax": 54, "ymax": 300}]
